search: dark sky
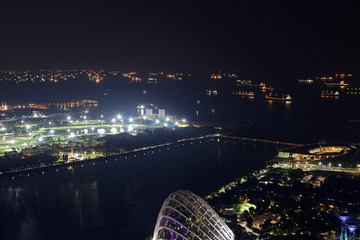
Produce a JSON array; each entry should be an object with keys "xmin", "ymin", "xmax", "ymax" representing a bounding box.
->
[{"xmin": 0, "ymin": 0, "xmax": 359, "ymax": 72}]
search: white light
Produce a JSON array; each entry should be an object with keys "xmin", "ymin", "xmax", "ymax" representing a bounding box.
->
[
  {"xmin": 165, "ymin": 117, "xmax": 170, "ymax": 121},
  {"xmin": 84, "ymin": 116, "xmax": 87, "ymax": 119},
  {"xmin": 38, "ymin": 137, "xmax": 43, "ymax": 142},
  {"xmin": 141, "ymin": 105, "xmax": 144, "ymax": 108},
  {"xmin": 120, "ymin": 128, "xmax": 125, "ymax": 133},
  {"xmin": 111, "ymin": 118, "xmax": 116, "ymax": 123},
  {"xmin": 84, "ymin": 129, "xmax": 89, "ymax": 134},
  {"xmin": 1, "ymin": 127, "xmax": 5, "ymax": 131},
  {"xmin": 70, "ymin": 133, "xmax": 75, "ymax": 138},
  {"xmin": 50, "ymin": 130, "xmax": 54, "ymax": 134},
  {"xmin": 97, "ymin": 129, "xmax": 105, "ymax": 134},
  {"xmin": 10, "ymin": 139, "xmax": 15, "ymax": 144},
  {"xmin": 175, "ymin": 122, "xmax": 179, "ymax": 126},
  {"xmin": 67, "ymin": 116, "xmax": 71, "ymax": 120},
  {"xmin": 182, "ymin": 118, "xmax": 186, "ymax": 123},
  {"xmin": 117, "ymin": 114, "xmax": 122, "ymax": 119},
  {"xmin": 127, "ymin": 126, "xmax": 133, "ymax": 132},
  {"xmin": 28, "ymin": 133, "xmax": 32, "ymax": 136},
  {"xmin": 49, "ymin": 122, "xmax": 52, "ymax": 125},
  {"xmin": 101, "ymin": 115, "xmax": 104, "ymax": 118},
  {"xmin": 111, "ymin": 127, "xmax": 118, "ymax": 133},
  {"xmin": 67, "ymin": 129, "xmax": 70, "ymax": 132},
  {"xmin": 164, "ymin": 123, "xmax": 168, "ymax": 127},
  {"xmin": 23, "ymin": 143, "xmax": 27, "ymax": 146},
  {"xmin": 155, "ymin": 119, "xmax": 160, "ymax": 124},
  {"xmin": 143, "ymin": 116, "xmax": 147, "ymax": 120},
  {"xmin": 129, "ymin": 118, "xmax": 133, "ymax": 122}
]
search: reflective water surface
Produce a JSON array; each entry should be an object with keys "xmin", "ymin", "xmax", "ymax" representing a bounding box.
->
[{"xmin": 0, "ymin": 140, "xmax": 278, "ymax": 240}]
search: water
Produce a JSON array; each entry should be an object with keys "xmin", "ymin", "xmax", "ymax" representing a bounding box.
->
[{"xmin": 0, "ymin": 139, "xmax": 278, "ymax": 240}]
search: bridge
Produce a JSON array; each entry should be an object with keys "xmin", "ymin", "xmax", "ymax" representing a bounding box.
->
[{"xmin": 220, "ymin": 135, "xmax": 302, "ymax": 147}]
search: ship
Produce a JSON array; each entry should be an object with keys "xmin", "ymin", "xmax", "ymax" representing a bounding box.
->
[
  {"xmin": 265, "ymin": 93, "xmax": 292, "ymax": 101},
  {"xmin": 324, "ymin": 80, "xmax": 348, "ymax": 87},
  {"xmin": 233, "ymin": 91, "xmax": 255, "ymax": 98},
  {"xmin": 321, "ymin": 90, "xmax": 339, "ymax": 97}
]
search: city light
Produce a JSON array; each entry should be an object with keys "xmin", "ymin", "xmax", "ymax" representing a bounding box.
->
[
  {"xmin": 84, "ymin": 129, "xmax": 88, "ymax": 134},
  {"xmin": 165, "ymin": 117, "xmax": 170, "ymax": 122},
  {"xmin": 111, "ymin": 118, "xmax": 116, "ymax": 123},
  {"xmin": 111, "ymin": 127, "xmax": 118, "ymax": 133},
  {"xmin": 120, "ymin": 127, "xmax": 125, "ymax": 133},
  {"xmin": 38, "ymin": 137, "xmax": 43, "ymax": 142},
  {"xmin": 175, "ymin": 122, "xmax": 179, "ymax": 126},
  {"xmin": 182, "ymin": 118, "xmax": 186, "ymax": 123},
  {"xmin": 67, "ymin": 116, "xmax": 71, "ymax": 120},
  {"xmin": 117, "ymin": 114, "xmax": 122, "ymax": 119},
  {"xmin": 164, "ymin": 123, "xmax": 168, "ymax": 127},
  {"xmin": 50, "ymin": 130, "xmax": 54, "ymax": 134},
  {"xmin": 156, "ymin": 119, "xmax": 160, "ymax": 124},
  {"xmin": 97, "ymin": 129, "xmax": 105, "ymax": 134},
  {"xmin": 127, "ymin": 126, "xmax": 133, "ymax": 132},
  {"xmin": 129, "ymin": 118, "xmax": 133, "ymax": 123},
  {"xmin": 69, "ymin": 133, "xmax": 75, "ymax": 138},
  {"xmin": 10, "ymin": 139, "xmax": 15, "ymax": 144}
]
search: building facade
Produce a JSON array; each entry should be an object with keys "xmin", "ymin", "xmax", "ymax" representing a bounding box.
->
[{"xmin": 153, "ymin": 190, "xmax": 234, "ymax": 240}]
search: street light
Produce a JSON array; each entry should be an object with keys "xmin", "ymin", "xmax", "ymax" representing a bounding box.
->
[{"xmin": 117, "ymin": 114, "xmax": 122, "ymax": 119}]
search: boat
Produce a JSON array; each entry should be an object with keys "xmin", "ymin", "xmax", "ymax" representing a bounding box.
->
[
  {"xmin": 265, "ymin": 93, "xmax": 292, "ymax": 101},
  {"xmin": 321, "ymin": 90, "xmax": 339, "ymax": 97},
  {"xmin": 233, "ymin": 91, "xmax": 255, "ymax": 98},
  {"xmin": 324, "ymin": 80, "xmax": 349, "ymax": 87}
]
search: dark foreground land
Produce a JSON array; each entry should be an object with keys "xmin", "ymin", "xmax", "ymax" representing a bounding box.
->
[{"xmin": 207, "ymin": 167, "xmax": 360, "ymax": 240}]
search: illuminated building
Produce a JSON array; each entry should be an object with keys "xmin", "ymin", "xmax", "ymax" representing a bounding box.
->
[
  {"xmin": 337, "ymin": 213, "xmax": 351, "ymax": 240},
  {"xmin": 347, "ymin": 222, "xmax": 358, "ymax": 240},
  {"xmin": 153, "ymin": 190, "xmax": 234, "ymax": 240}
]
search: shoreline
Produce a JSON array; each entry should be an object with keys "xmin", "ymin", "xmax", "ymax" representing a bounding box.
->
[
  {"xmin": 0, "ymin": 134, "xmax": 301, "ymax": 181},
  {"xmin": 0, "ymin": 134, "xmax": 218, "ymax": 180}
]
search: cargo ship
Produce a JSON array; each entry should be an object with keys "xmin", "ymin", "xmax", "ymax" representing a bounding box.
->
[
  {"xmin": 321, "ymin": 90, "xmax": 339, "ymax": 97},
  {"xmin": 265, "ymin": 93, "xmax": 292, "ymax": 101}
]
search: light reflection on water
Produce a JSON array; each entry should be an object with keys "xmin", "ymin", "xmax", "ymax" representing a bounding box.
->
[{"xmin": 0, "ymin": 140, "xmax": 292, "ymax": 240}]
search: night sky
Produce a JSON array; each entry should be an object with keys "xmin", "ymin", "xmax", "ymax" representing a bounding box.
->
[{"xmin": 0, "ymin": 0, "xmax": 359, "ymax": 73}]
